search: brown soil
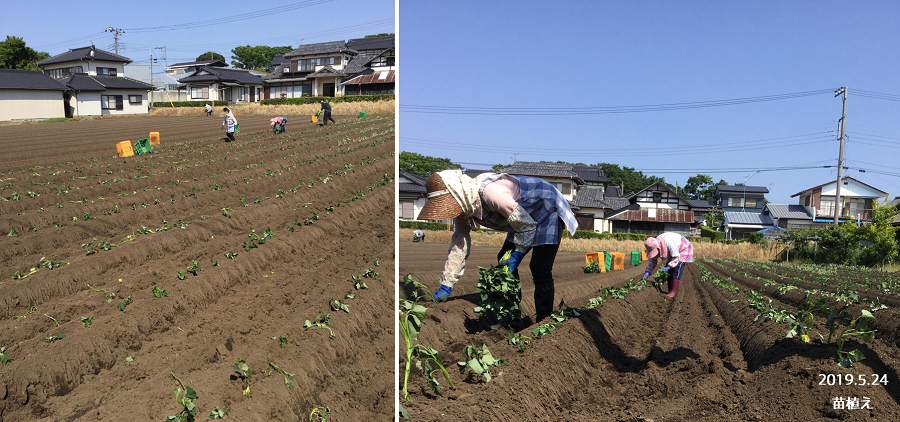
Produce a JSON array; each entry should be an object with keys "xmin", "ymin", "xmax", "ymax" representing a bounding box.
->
[
  {"xmin": 399, "ymin": 242, "xmax": 900, "ymax": 421},
  {"xmin": 0, "ymin": 115, "xmax": 395, "ymax": 421}
]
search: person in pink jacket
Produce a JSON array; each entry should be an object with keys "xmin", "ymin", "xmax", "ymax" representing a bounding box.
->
[{"xmin": 643, "ymin": 232, "xmax": 694, "ymax": 298}]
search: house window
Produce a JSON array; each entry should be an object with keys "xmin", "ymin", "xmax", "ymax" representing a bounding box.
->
[
  {"xmin": 744, "ymin": 198, "xmax": 757, "ymax": 208},
  {"xmin": 652, "ymin": 192, "xmax": 662, "ymax": 203},
  {"xmin": 191, "ymin": 87, "xmax": 209, "ymax": 99},
  {"xmin": 727, "ymin": 197, "xmax": 744, "ymax": 208},
  {"xmin": 97, "ymin": 67, "xmax": 117, "ymax": 76},
  {"xmin": 314, "ymin": 57, "xmax": 335, "ymax": 66},
  {"xmin": 371, "ymin": 56, "xmax": 394, "ymax": 66},
  {"xmin": 846, "ymin": 198, "xmax": 864, "ymax": 218},
  {"xmin": 820, "ymin": 197, "xmax": 835, "ymax": 216},
  {"xmin": 299, "ymin": 59, "xmax": 314, "ymax": 72},
  {"xmin": 128, "ymin": 95, "xmax": 142, "ymax": 104},
  {"xmin": 401, "ymin": 201, "xmax": 414, "ymax": 219},
  {"xmin": 46, "ymin": 66, "xmax": 83, "ymax": 79},
  {"xmin": 101, "ymin": 95, "xmax": 123, "ymax": 110}
]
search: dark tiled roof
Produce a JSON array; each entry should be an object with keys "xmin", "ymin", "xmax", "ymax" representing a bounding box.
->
[
  {"xmin": 605, "ymin": 198, "xmax": 631, "ymax": 210},
  {"xmin": 399, "ymin": 170, "xmax": 427, "ymax": 194},
  {"xmin": 500, "ymin": 161, "xmax": 581, "ymax": 180},
  {"xmin": 572, "ymin": 188, "xmax": 608, "ymax": 209},
  {"xmin": 0, "ymin": 69, "xmax": 67, "ymax": 90},
  {"xmin": 61, "ymin": 74, "xmax": 106, "ymax": 91},
  {"xmin": 399, "ymin": 170, "xmax": 426, "ymax": 186},
  {"xmin": 347, "ymin": 36, "xmax": 394, "ymax": 51},
  {"xmin": 270, "ymin": 55, "xmax": 290, "ymax": 66},
  {"xmin": 307, "ymin": 65, "xmax": 344, "ymax": 78},
  {"xmin": 715, "ymin": 185, "xmax": 769, "ymax": 194},
  {"xmin": 37, "ymin": 46, "xmax": 131, "ymax": 66},
  {"xmin": 765, "ymin": 204, "xmax": 812, "ymax": 220},
  {"xmin": 179, "ymin": 67, "xmax": 264, "ymax": 84},
  {"xmin": 465, "ymin": 169, "xmax": 492, "ymax": 179},
  {"xmin": 343, "ymin": 55, "xmax": 377, "ymax": 75},
  {"xmin": 687, "ymin": 200, "xmax": 719, "ymax": 209},
  {"xmin": 606, "ymin": 186, "xmax": 622, "ymax": 198},
  {"xmin": 92, "ymin": 75, "xmax": 153, "ymax": 89},
  {"xmin": 169, "ymin": 59, "xmax": 228, "ymax": 68},
  {"xmin": 572, "ymin": 165, "xmax": 610, "ymax": 184},
  {"xmin": 285, "ymin": 41, "xmax": 355, "ymax": 57}
]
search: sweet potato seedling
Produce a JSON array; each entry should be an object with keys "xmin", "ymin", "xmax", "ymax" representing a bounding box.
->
[
  {"xmin": 304, "ymin": 313, "xmax": 335, "ymax": 339},
  {"xmin": 178, "ymin": 270, "xmax": 187, "ymax": 280},
  {"xmin": 153, "ymin": 286, "xmax": 168, "ymax": 298},
  {"xmin": 268, "ymin": 362, "xmax": 295, "ymax": 390},
  {"xmin": 167, "ymin": 373, "xmax": 199, "ymax": 422},
  {"xmin": 474, "ymin": 251, "xmax": 521, "ymax": 322},
  {"xmin": 271, "ymin": 335, "xmax": 290, "ymax": 348},
  {"xmin": 209, "ymin": 407, "xmax": 229, "ymax": 420},
  {"xmin": 0, "ymin": 346, "xmax": 9, "ymax": 365},
  {"xmin": 583, "ymin": 261, "xmax": 602, "ymax": 273},
  {"xmin": 88, "ymin": 284, "xmax": 115, "ymax": 302},
  {"xmin": 458, "ymin": 344, "xmax": 503, "ymax": 382},
  {"xmin": 233, "ymin": 359, "xmax": 253, "ymax": 397},
  {"xmin": 329, "ymin": 298, "xmax": 350, "ymax": 313},
  {"xmin": 507, "ymin": 331, "xmax": 533, "ymax": 353},
  {"xmin": 225, "ymin": 251, "xmax": 238, "ymax": 259},
  {"xmin": 40, "ymin": 332, "xmax": 65, "ymax": 343},
  {"xmin": 309, "ymin": 406, "xmax": 330, "ymax": 422},
  {"xmin": 187, "ymin": 260, "xmax": 201, "ymax": 276},
  {"xmin": 118, "ymin": 295, "xmax": 132, "ymax": 311}
]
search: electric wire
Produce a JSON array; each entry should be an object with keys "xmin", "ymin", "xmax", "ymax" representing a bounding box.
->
[{"xmin": 123, "ymin": 0, "xmax": 333, "ymax": 33}]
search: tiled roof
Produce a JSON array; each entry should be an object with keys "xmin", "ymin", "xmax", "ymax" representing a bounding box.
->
[
  {"xmin": 37, "ymin": 46, "xmax": 131, "ymax": 66},
  {"xmin": 399, "ymin": 170, "xmax": 427, "ymax": 194},
  {"xmin": 606, "ymin": 186, "xmax": 622, "ymax": 198},
  {"xmin": 179, "ymin": 67, "xmax": 264, "ymax": 84},
  {"xmin": 765, "ymin": 204, "xmax": 812, "ymax": 220},
  {"xmin": 715, "ymin": 185, "xmax": 769, "ymax": 194},
  {"xmin": 572, "ymin": 165, "xmax": 610, "ymax": 183},
  {"xmin": 604, "ymin": 198, "xmax": 631, "ymax": 210},
  {"xmin": 687, "ymin": 200, "xmax": 719, "ymax": 209},
  {"xmin": 61, "ymin": 74, "xmax": 106, "ymax": 91},
  {"xmin": 607, "ymin": 208, "xmax": 695, "ymax": 223},
  {"xmin": 499, "ymin": 161, "xmax": 582, "ymax": 181},
  {"xmin": 343, "ymin": 55, "xmax": 377, "ymax": 75},
  {"xmin": 285, "ymin": 41, "xmax": 356, "ymax": 57},
  {"xmin": 92, "ymin": 75, "xmax": 153, "ymax": 89},
  {"xmin": 270, "ymin": 55, "xmax": 290, "ymax": 66},
  {"xmin": 724, "ymin": 212, "xmax": 774, "ymax": 226},
  {"xmin": 169, "ymin": 59, "xmax": 228, "ymax": 68},
  {"xmin": 307, "ymin": 65, "xmax": 344, "ymax": 78},
  {"xmin": 465, "ymin": 169, "xmax": 492, "ymax": 179},
  {"xmin": 572, "ymin": 188, "xmax": 608, "ymax": 209},
  {"xmin": 0, "ymin": 69, "xmax": 67, "ymax": 90},
  {"xmin": 347, "ymin": 36, "xmax": 394, "ymax": 51}
]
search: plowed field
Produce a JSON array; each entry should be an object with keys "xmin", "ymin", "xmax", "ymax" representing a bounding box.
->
[
  {"xmin": 399, "ymin": 242, "xmax": 900, "ymax": 421},
  {"xmin": 0, "ymin": 114, "xmax": 395, "ymax": 421}
]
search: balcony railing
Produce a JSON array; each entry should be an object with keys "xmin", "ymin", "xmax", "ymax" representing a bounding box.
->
[{"xmin": 816, "ymin": 206, "xmax": 871, "ymax": 221}]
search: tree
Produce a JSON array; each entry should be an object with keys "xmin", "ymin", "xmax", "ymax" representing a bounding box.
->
[
  {"xmin": 196, "ymin": 51, "xmax": 225, "ymax": 62},
  {"xmin": 400, "ymin": 152, "xmax": 463, "ymax": 178},
  {"xmin": 857, "ymin": 200, "xmax": 899, "ymax": 268},
  {"xmin": 596, "ymin": 163, "xmax": 665, "ymax": 195},
  {"xmin": 682, "ymin": 174, "xmax": 722, "ymax": 201},
  {"xmin": 0, "ymin": 36, "xmax": 49, "ymax": 70},
  {"xmin": 365, "ymin": 33, "xmax": 394, "ymax": 38},
  {"xmin": 230, "ymin": 45, "xmax": 294, "ymax": 70}
]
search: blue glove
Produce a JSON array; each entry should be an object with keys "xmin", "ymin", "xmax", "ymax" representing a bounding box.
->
[
  {"xmin": 643, "ymin": 271, "xmax": 650, "ymax": 279},
  {"xmin": 433, "ymin": 285, "xmax": 452, "ymax": 302},
  {"xmin": 500, "ymin": 251, "xmax": 526, "ymax": 275},
  {"xmin": 661, "ymin": 266, "xmax": 671, "ymax": 272}
]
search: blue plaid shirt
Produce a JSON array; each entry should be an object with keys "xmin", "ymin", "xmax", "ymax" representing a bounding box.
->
[{"xmin": 475, "ymin": 174, "xmax": 576, "ymax": 246}]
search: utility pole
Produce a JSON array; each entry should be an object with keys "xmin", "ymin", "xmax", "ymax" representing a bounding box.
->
[
  {"xmin": 106, "ymin": 27, "xmax": 125, "ymax": 55},
  {"xmin": 149, "ymin": 48, "xmax": 153, "ymax": 87},
  {"xmin": 834, "ymin": 87, "xmax": 847, "ymax": 225},
  {"xmin": 155, "ymin": 46, "xmax": 167, "ymax": 72}
]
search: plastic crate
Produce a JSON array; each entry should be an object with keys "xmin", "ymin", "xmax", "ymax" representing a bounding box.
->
[
  {"xmin": 116, "ymin": 141, "xmax": 134, "ymax": 157},
  {"xmin": 358, "ymin": 111, "xmax": 367, "ymax": 118},
  {"xmin": 598, "ymin": 251, "xmax": 612, "ymax": 272},
  {"xmin": 640, "ymin": 250, "xmax": 648, "ymax": 261},
  {"xmin": 585, "ymin": 252, "xmax": 605, "ymax": 272},
  {"xmin": 610, "ymin": 252, "xmax": 625, "ymax": 271},
  {"xmin": 148, "ymin": 132, "xmax": 160, "ymax": 145},
  {"xmin": 631, "ymin": 251, "xmax": 641, "ymax": 266},
  {"xmin": 311, "ymin": 115, "xmax": 318, "ymax": 123},
  {"xmin": 133, "ymin": 138, "xmax": 153, "ymax": 155}
]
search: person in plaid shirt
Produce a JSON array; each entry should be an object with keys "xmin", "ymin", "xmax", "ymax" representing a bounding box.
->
[
  {"xmin": 643, "ymin": 232, "xmax": 694, "ymax": 298},
  {"xmin": 417, "ymin": 170, "xmax": 577, "ymax": 324}
]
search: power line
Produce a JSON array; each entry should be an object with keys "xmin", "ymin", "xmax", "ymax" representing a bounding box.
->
[
  {"xmin": 123, "ymin": 0, "xmax": 333, "ymax": 33},
  {"xmin": 400, "ymin": 89, "xmax": 836, "ymax": 115}
]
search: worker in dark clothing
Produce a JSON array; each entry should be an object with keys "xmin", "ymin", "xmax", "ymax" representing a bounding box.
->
[{"xmin": 320, "ymin": 100, "xmax": 336, "ymax": 126}]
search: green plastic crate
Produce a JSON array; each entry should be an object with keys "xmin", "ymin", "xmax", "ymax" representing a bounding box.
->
[
  {"xmin": 133, "ymin": 138, "xmax": 153, "ymax": 155},
  {"xmin": 631, "ymin": 251, "xmax": 640, "ymax": 266},
  {"xmin": 598, "ymin": 251, "xmax": 613, "ymax": 272},
  {"xmin": 358, "ymin": 111, "xmax": 367, "ymax": 118}
]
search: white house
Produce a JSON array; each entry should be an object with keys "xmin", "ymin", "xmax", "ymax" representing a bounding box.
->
[
  {"xmin": 791, "ymin": 176, "xmax": 888, "ymax": 222},
  {"xmin": 279, "ymin": 41, "xmax": 358, "ymax": 97},
  {"xmin": 179, "ymin": 67, "xmax": 264, "ymax": 103},
  {"xmin": 399, "ymin": 170, "xmax": 427, "ymax": 220},
  {"xmin": 36, "ymin": 46, "xmax": 153, "ymax": 117},
  {"xmin": 342, "ymin": 36, "xmax": 395, "ymax": 95},
  {"xmin": 0, "ymin": 69, "xmax": 68, "ymax": 121}
]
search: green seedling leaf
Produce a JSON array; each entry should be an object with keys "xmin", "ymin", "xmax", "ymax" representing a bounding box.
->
[
  {"xmin": 233, "ymin": 359, "xmax": 252, "ymax": 397},
  {"xmin": 177, "ymin": 270, "xmax": 187, "ymax": 280},
  {"xmin": 118, "ymin": 295, "xmax": 132, "ymax": 311},
  {"xmin": 209, "ymin": 406, "xmax": 229, "ymax": 419},
  {"xmin": 125, "ymin": 354, "xmax": 135, "ymax": 362},
  {"xmin": 309, "ymin": 406, "xmax": 331, "ymax": 422},
  {"xmin": 269, "ymin": 362, "xmax": 295, "ymax": 390},
  {"xmin": 40, "ymin": 332, "xmax": 65, "ymax": 343},
  {"xmin": 153, "ymin": 286, "xmax": 168, "ymax": 298},
  {"xmin": 271, "ymin": 335, "xmax": 290, "ymax": 348},
  {"xmin": 0, "ymin": 346, "xmax": 9, "ymax": 365},
  {"xmin": 344, "ymin": 293, "xmax": 355, "ymax": 299}
]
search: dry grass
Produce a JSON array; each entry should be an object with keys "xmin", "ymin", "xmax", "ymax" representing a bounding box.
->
[
  {"xmin": 399, "ymin": 228, "xmax": 771, "ymax": 261},
  {"xmin": 149, "ymin": 99, "xmax": 395, "ymax": 117}
]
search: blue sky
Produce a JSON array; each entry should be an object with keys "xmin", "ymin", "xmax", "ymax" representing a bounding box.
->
[
  {"xmin": 3, "ymin": 0, "xmax": 394, "ymax": 74},
  {"xmin": 399, "ymin": 1, "xmax": 900, "ymax": 204}
]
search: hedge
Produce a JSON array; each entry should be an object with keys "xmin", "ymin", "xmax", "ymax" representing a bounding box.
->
[
  {"xmin": 701, "ymin": 226, "xmax": 726, "ymax": 242},
  {"xmin": 260, "ymin": 94, "xmax": 394, "ymax": 106},
  {"xmin": 399, "ymin": 220, "xmax": 448, "ymax": 230},
  {"xmin": 151, "ymin": 100, "xmax": 228, "ymax": 108}
]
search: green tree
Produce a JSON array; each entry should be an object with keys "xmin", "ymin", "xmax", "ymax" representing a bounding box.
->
[
  {"xmin": 0, "ymin": 36, "xmax": 49, "ymax": 70},
  {"xmin": 400, "ymin": 152, "xmax": 463, "ymax": 178},
  {"xmin": 596, "ymin": 163, "xmax": 665, "ymax": 194},
  {"xmin": 230, "ymin": 45, "xmax": 294, "ymax": 70},
  {"xmin": 196, "ymin": 51, "xmax": 226, "ymax": 62},
  {"xmin": 858, "ymin": 200, "xmax": 899, "ymax": 268},
  {"xmin": 682, "ymin": 174, "xmax": 724, "ymax": 201},
  {"xmin": 365, "ymin": 33, "xmax": 394, "ymax": 38}
]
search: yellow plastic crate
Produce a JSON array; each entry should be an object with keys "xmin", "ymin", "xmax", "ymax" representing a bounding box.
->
[
  {"xmin": 610, "ymin": 252, "xmax": 625, "ymax": 271},
  {"xmin": 116, "ymin": 141, "xmax": 134, "ymax": 157},
  {"xmin": 149, "ymin": 132, "xmax": 160, "ymax": 145}
]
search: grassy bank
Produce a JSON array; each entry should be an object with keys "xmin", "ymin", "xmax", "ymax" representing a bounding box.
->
[
  {"xmin": 149, "ymin": 99, "xmax": 395, "ymax": 116},
  {"xmin": 399, "ymin": 228, "xmax": 772, "ymax": 261}
]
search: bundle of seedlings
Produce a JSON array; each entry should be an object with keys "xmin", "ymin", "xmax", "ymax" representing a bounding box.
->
[
  {"xmin": 474, "ymin": 250, "xmax": 521, "ymax": 328},
  {"xmin": 583, "ymin": 260, "xmax": 602, "ymax": 274}
]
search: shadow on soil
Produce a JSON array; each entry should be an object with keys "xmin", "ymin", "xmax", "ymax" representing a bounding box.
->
[{"xmin": 577, "ymin": 308, "xmax": 700, "ymax": 372}]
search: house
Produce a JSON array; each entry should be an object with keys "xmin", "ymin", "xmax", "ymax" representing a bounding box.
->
[
  {"xmin": 763, "ymin": 204, "xmax": 813, "ymax": 229},
  {"xmin": 271, "ymin": 41, "xmax": 359, "ymax": 98},
  {"xmin": 0, "ymin": 69, "xmax": 68, "ymax": 121},
  {"xmin": 178, "ymin": 67, "xmax": 264, "ymax": 103},
  {"xmin": 722, "ymin": 212, "xmax": 774, "ymax": 240},
  {"xmin": 792, "ymin": 177, "xmax": 888, "ymax": 223},
  {"xmin": 342, "ymin": 36, "xmax": 395, "ymax": 95},
  {"xmin": 606, "ymin": 182, "xmax": 694, "ymax": 236},
  {"xmin": 166, "ymin": 59, "xmax": 229, "ymax": 77},
  {"xmin": 398, "ymin": 170, "xmax": 427, "ymax": 220},
  {"xmin": 36, "ymin": 46, "xmax": 154, "ymax": 117},
  {"xmin": 499, "ymin": 161, "xmax": 582, "ymax": 201},
  {"xmin": 715, "ymin": 185, "xmax": 769, "ymax": 213}
]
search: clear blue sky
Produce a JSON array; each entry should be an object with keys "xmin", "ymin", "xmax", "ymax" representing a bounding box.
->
[
  {"xmin": 3, "ymin": 0, "xmax": 394, "ymax": 72},
  {"xmin": 399, "ymin": 1, "xmax": 900, "ymax": 204}
]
